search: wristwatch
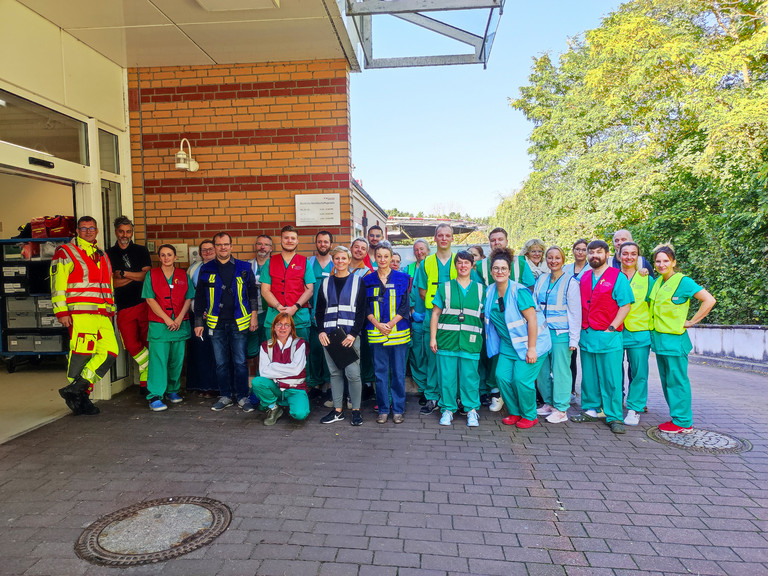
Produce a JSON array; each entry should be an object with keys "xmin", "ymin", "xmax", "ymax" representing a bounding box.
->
[
  {"xmin": 120, "ymin": 270, "xmax": 125, "ymax": 278},
  {"xmin": 606, "ymin": 325, "xmax": 616, "ymax": 332}
]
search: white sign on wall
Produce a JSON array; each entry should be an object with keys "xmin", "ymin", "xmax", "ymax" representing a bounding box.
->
[{"xmin": 295, "ymin": 194, "xmax": 341, "ymax": 227}]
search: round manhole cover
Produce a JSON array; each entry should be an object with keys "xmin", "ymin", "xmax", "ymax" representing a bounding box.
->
[
  {"xmin": 76, "ymin": 496, "xmax": 231, "ymax": 566},
  {"xmin": 647, "ymin": 426, "xmax": 752, "ymax": 454}
]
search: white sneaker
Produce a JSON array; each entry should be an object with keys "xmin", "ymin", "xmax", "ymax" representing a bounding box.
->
[
  {"xmin": 439, "ymin": 410, "xmax": 453, "ymax": 426},
  {"xmin": 536, "ymin": 403, "xmax": 554, "ymax": 416},
  {"xmin": 584, "ymin": 409, "xmax": 598, "ymax": 418},
  {"xmin": 546, "ymin": 410, "xmax": 568, "ymax": 424},
  {"xmin": 624, "ymin": 409, "xmax": 640, "ymax": 426},
  {"xmin": 489, "ymin": 396, "xmax": 504, "ymax": 412}
]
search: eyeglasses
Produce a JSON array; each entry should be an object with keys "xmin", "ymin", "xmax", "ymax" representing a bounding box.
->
[
  {"xmin": 275, "ymin": 323, "xmax": 291, "ymax": 328},
  {"xmin": 78, "ymin": 227, "xmax": 97, "ymax": 233},
  {"xmin": 214, "ymin": 243, "xmax": 231, "ymax": 247},
  {"xmin": 201, "ymin": 248, "xmax": 215, "ymax": 253},
  {"xmin": 492, "ymin": 266, "xmax": 509, "ymax": 273}
]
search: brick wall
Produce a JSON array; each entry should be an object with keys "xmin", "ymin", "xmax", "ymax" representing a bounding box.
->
[{"xmin": 127, "ymin": 59, "xmax": 352, "ymax": 258}]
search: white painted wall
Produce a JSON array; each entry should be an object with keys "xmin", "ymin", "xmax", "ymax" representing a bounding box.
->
[
  {"xmin": 688, "ymin": 326, "xmax": 768, "ymax": 363},
  {"xmin": 0, "ymin": 0, "xmax": 126, "ymax": 130}
]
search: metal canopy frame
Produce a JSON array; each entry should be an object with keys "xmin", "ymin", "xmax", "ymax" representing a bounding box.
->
[{"xmin": 347, "ymin": 0, "xmax": 505, "ymax": 69}]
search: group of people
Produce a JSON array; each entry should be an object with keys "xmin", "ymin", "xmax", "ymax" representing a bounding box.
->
[{"xmin": 52, "ymin": 216, "xmax": 715, "ymax": 436}]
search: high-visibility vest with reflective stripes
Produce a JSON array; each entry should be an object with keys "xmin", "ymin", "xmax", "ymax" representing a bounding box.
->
[
  {"xmin": 533, "ymin": 273, "xmax": 572, "ymax": 331},
  {"xmin": 436, "ymin": 280, "xmax": 484, "ymax": 354},
  {"xmin": 624, "ymin": 272, "xmax": 652, "ymax": 332},
  {"xmin": 476, "ymin": 256, "xmax": 523, "ymax": 286},
  {"xmin": 201, "ymin": 258, "xmax": 253, "ymax": 331},
  {"xmin": 322, "ymin": 273, "xmax": 362, "ymax": 334},
  {"xmin": 365, "ymin": 271, "xmax": 411, "ymax": 346},
  {"xmin": 484, "ymin": 282, "xmax": 552, "ymax": 361},
  {"xmin": 51, "ymin": 237, "xmax": 114, "ymax": 317},
  {"xmin": 649, "ymin": 273, "xmax": 689, "ymax": 335},
  {"xmin": 423, "ymin": 254, "xmax": 457, "ymax": 309}
]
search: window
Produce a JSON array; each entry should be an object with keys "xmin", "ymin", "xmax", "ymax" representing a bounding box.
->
[
  {"xmin": 98, "ymin": 129, "xmax": 120, "ymax": 174},
  {"xmin": 0, "ymin": 89, "xmax": 88, "ymax": 165}
]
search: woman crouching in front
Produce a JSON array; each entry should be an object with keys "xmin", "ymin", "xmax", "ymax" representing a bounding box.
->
[
  {"xmin": 485, "ymin": 248, "xmax": 552, "ymax": 429},
  {"xmin": 251, "ymin": 312, "xmax": 309, "ymax": 426}
]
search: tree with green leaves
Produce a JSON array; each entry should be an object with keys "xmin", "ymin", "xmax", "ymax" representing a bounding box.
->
[{"xmin": 499, "ymin": 0, "xmax": 768, "ymax": 323}]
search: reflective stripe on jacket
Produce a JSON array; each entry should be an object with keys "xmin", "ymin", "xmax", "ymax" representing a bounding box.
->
[{"xmin": 50, "ymin": 237, "xmax": 114, "ymax": 317}]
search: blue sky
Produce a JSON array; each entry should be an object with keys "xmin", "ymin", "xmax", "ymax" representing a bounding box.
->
[{"xmin": 349, "ymin": 0, "xmax": 622, "ymax": 218}]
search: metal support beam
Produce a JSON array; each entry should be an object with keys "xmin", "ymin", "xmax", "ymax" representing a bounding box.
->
[
  {"xmin": 394, "ymin": 13, "xmax": 483, "ymax": 51},
  {"xmin": 347, "ymin": 0, "xmax": 501, "ymax": 16},
  {"xmin": 366, "ymin": 54, "xmax": 480, "ymax": 68}
]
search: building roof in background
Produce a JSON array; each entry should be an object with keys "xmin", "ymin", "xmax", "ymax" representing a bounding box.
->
[{"xmin": 386, "ymin": 216, "xmax": 482, "ymax": 242}]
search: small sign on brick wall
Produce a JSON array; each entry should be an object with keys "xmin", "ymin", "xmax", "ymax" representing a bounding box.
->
[{"xmin": 295, "ymin": 194, "xmax": 341, "ymax": 227}]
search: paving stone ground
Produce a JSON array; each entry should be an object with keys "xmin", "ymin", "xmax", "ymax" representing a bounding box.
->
[{"xmin": 1, "ymin": 359, "xmax": 767, "ymax": 576}]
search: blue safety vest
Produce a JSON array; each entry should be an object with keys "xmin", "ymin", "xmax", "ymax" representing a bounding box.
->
[
  {"xmin": 533, "ymin": 273, "xmax": 573, "ymax": 331},
  {"xmin": 365, "ymin": 270, "xmax": 411, "ymax": 346},
  {"xmin": 484, "ymin": 282, "xmax": 552, "ymax": 361},
  {"xmin": 200, "ymin": 259, "xmax": 253, "ymax": 331},
  {"xmin": 322, "ymin": 274, "xmax": 362, "ymax": 335}
]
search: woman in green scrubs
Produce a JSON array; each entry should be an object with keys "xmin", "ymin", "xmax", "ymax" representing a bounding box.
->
[
  {"xmin": 619, "ymin": 241, "xmax": 653, "ymax": 426},
  {"xmin": 649, "ymin": 244, "xmax": 716, "ymax": 434},
  {"xmin": 484, "ymin": 248, "xmax": 552, "ymax": 429},
  {"xmin": 142, "ymin": 244, "xmax": 194, "ymax": 412}
]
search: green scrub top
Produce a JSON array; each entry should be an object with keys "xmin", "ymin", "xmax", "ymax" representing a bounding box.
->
[
  {"xmin": 579, "ymin": 270, "xmax": 635, "ymax": 353},
  {"xmin": 650, "ymin": 275, "xmax": 703, "ymax": 356},
  {"xmin": 310, "ymin": 257, "xmax": 333, "ymax": 325},
  {"xmin": 142, "ymin": 269, "xmax": 195, "ymax": 342},
  {"xmin": 623, "ymin": 274, "xmax": 655, "ymax": 348},
  {"xmin": 488, "ymin": 286, "xmax": 535, "ymax": 358},
  {"xmin": 432, "ymin": 280, "xmax": 486, "ymax": 360},
  {"xmin": 260, "ymin": 255, "xmax": 317, "ymax": 327},
  {"xmin": 409, "ymin": 261, "xmax": 426, "ymax": 315}
]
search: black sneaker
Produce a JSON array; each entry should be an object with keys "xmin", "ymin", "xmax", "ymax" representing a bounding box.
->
[
  {"xmin": 138, "ymin": 386, "xmax": 150, "ymax": 397},
  {"xmin": 79, "ymin": 394, "xmax": 100, "ymax": 415},
  {"xmin": 420, "ymin": 399, "xmax": 437, "ymax": 415},
  {"xmin": 351, "ymin": 410, "xmax": 363, "ymax": 426},
  {"xmin": 321, "ymin": 410, "xmax": 345, "ymax": 424},
  {"xmin": 479, "ymin": 394, "xmax": 491, "ymax": 407},
  {"xmin": 418, "ymin": 393, "xmax": 427, "ymax": 406}
]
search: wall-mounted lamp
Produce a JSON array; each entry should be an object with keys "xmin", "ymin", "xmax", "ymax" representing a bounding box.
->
[{"xmin": 175, "ymin": 138, "xmax": 199, "ymax": 172}]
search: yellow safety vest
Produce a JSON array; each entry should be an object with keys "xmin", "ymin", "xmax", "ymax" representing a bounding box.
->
[
  {"xmin": 624, "ymin": 272, "xmax": 651, "ymax": 332},
  {"xmin": 423, "ymin": 254, "xmax": 457, "ymax": 309},
  {"xmin": 649, "ymin": 273, "xmax": 689, "ymax": 335}
]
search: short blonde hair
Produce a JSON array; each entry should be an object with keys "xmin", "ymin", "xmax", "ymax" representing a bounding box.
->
[{"xmin": 521, "ymin": 238, "xmax": 546, "ymax": 255}]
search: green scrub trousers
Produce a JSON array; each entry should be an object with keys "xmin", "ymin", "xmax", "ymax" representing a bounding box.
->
[
  {"xmin": 624, "ymin": 345, "xmax": 650, "ymax": 412},
  {"xmin": 422, "ymin": 308, "xmax": 441, "ymax": 402},
  {"xmin": 655, "ymin": 353, "xmax": 692, "ymax": 427},
  {"xmin": 408, "ymin": 320, "xmax": 428, "ymax": 393},
  {"xmin": 146, "ymin": 320, "xmax": 190, "ymax": 399},
  {"xmin": 580, "ymin": 348, "xmax": 624, "ymax": 423},
  {"xmin": 251, "ymin": 376, "xmax": 310, "ymax": 420},
  {"xmin": 536, "ymin": 330, "xmax": 572, "ymax": 412},
  {"xmin": 437, "ymin": 353, "xmax": 480, "ymax": 413},
  {"xmin": 495, "ymin": 352, "xmax": 544, "ymax": 421}
]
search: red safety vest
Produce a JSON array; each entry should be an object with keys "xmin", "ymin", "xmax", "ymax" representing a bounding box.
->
[
  {"xmin": 580, "ymin": 266, "xmax": 623, "ymax": 331},
  {"xmin": 53, "ymin": 239, "xmax": 114, "ymax": 316},
  {"xmin": 147, "ymin": 268, "xmax": 189, "ymax": 323},
  {"xmin": 268, "ymin": 254, "xmax": 309, "ymax": 308},
  {"xmin": 261, "ymin": 338, "xmax": 307, "ymax": 390}
]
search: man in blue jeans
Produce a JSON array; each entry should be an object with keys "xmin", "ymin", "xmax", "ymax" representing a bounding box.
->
[{"xmin": 194, "ymin": 232, "xmax": 259, "ymax": 412}]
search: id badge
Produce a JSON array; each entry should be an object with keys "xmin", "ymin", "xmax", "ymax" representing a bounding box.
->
[{"xmin": 457, "ymin": 313, "xmax": 465, "ymax": 323}]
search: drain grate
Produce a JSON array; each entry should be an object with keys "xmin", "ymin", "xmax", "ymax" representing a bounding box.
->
[
  {"xmin": 646, "ymin": 426, "xmax": 752, "ymax": 454},
  {"xmin": 75, "ymin": 496, "xmax": 231, "ymax": 566}
]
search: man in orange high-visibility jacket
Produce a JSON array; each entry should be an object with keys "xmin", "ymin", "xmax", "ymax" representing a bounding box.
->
[{"xmin": 51, "ymin": 216, "xmax": 119, "ymax": 415}]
